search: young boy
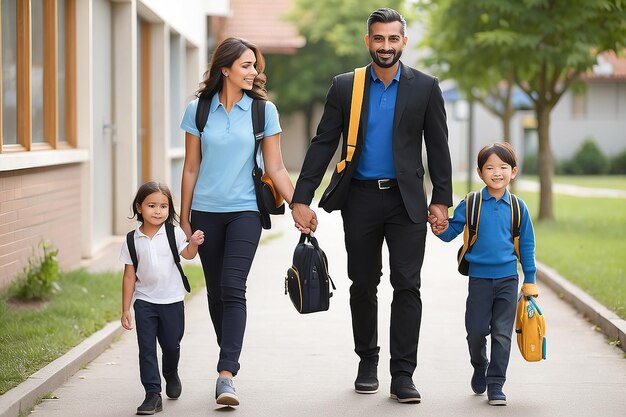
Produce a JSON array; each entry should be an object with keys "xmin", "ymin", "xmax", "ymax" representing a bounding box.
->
[{"xmin": 429, "ymin": 142, "xmax": 539, "ymax": 406}]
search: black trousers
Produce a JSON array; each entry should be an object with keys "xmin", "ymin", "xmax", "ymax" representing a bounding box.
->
[
  {"xmin": 191, "ymin": 210, "xmax": 262, "ymax": 375},
  {"xmin": 134, "ymin": 299, "xmax": 185, "ymax": 393},
  {"xmin": 341, "ymin": 184, "xmax": 426, "ymax": 377}
]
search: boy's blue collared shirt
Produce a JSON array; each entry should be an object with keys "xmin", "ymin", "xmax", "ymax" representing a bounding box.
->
[
  {"xmin": 354, "ymin": 65, "xmax": 401, "ymax": 180},
  {"xmin": 437, "ymin": 187, "xmax": 536, "ymax": 283}
]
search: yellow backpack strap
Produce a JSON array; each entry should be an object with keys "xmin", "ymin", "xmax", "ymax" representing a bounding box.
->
[
  {"xmin": 459, "ymin": 191, "xmax": 482, "ymax": 261},
  {"xmin": 510, "ymin": 193, "xmax": 522, "ymax": 260},
  {"xmin": 336, "ymin": 66, "xmax": 366, "ymax": 173}
]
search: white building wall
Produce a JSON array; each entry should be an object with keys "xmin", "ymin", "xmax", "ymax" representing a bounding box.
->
[
  {"xmin": 139, "ymin": 0, "xmax": 223, "ymax": 47},
  {"xmin": 550, "ymin": 81, "xmax": 626, "ymax": 159},
  {"xmin": 446, "ymin": 80, "xmax": 626, "ymax": 178},
  {"xmin": 84, "ymin": 0, "xmax": 217, "ymax": 247}
]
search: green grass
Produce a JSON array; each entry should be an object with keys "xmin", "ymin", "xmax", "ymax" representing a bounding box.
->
[
  {"xmin": 452, "ymin": 179, "xmax": 626, "ymax": 320},
  {"xmin": 516, "ymin": 192, "xmax": 626, "ymax": 319},
  {"xmin": 0, "ymin": 265, "xmax": 205, "ymax": 395}
]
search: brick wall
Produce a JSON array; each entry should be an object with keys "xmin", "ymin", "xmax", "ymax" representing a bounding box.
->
[{"xmin": 0, "ymin": 164, "xmax": 83, "ymax": 290}]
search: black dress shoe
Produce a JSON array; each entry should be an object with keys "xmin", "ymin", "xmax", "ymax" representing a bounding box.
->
[
  {"xmin": 164, "ymin": 371, "xmax": 182, "ymax": 399},
  {"xmin": 390, "ymin": 376, "xmax": 421, "ymax": 403},
  {"xmin": 354, "ymin": 360, "xmax": 379, "ymax": 394},
  {"xmin": 137, "ymin": 392, "xmax": 162, "ymax": 415}
]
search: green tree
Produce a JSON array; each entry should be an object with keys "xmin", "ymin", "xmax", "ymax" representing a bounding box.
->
[
  {"xmin": 266, "ymin": 41, "xmax": 366, "ymax": 139},
  {"xmin": 265, "ymin": 0, "xmax": 406, "ymax": 140},
  {"xmin": 419, "ymin": 0, "xmax": 626, "ymax": 220},
  {"xmin": 420, "ymin": 1, "xmax": 522, "ymax": 145}
]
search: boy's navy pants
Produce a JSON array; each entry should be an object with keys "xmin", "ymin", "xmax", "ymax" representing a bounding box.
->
[{"xmin": 465, "ymin": 276, "xmax": 518, "ymax": 387}]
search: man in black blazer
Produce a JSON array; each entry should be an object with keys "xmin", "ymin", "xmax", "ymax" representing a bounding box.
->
[{"xmin": 291, "ymin": 8, "xmax": 452, "ymax": 403}]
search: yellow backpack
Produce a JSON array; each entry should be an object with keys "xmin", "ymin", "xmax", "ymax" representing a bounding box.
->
[
  {"xmin": 457, "ymin": 189, "xmax": 522, "ymax": 276},
  {"xmin": 515, "ymin": 293, "xmax": 547, "ymax": 361}
]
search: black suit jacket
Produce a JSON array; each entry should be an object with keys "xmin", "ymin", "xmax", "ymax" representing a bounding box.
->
[{"xmin": 292, "ymin": 62, "xmax": 453, "ymax": 223}]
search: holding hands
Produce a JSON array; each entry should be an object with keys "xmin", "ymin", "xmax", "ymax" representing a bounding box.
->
[
  {"xmin": 291, "ymin": 203, "xmax": 318, "ymax": 234},
  {"xmin": 181, "ymin": 228, "xmax": 204, "ymax": 260},
  {"xmin": 428, "ymin": 203, "xmax": 449, "ymax": 235},
  {"xmin": 188, "ymin": 229, "xmax": 205, "ymax": 246}
]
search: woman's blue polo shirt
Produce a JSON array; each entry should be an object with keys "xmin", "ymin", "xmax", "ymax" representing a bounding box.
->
[{"xmin": 180, "ymin": 93, "xmax": 281, "ymax": 213}]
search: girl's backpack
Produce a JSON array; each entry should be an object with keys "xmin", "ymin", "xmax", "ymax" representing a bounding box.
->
[{"xmin": 126, "ymin": 223, "xmax": 191, "ymax": 292}]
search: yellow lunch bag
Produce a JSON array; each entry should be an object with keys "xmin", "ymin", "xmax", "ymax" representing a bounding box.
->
[{"xmin": 515, "ymin": 293, "xmax": 547, "ymax": 362}]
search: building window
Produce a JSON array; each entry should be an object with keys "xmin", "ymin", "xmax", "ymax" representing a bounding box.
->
[
  {"xmin": 0, "ymin": 0, "xmax": 75, "ymax": 153},
  {"xmin": 1, "ymin": 0, "xmax": 17, "ymax": 146},
  {"xmin": 169, "ymin": 33, "xmax": 183, "ymax": 150}
]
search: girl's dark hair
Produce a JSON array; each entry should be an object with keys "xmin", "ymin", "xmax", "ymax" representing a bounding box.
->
[
  {"xmin": 367, "ymin": 8, "xmax": 406, "ymax": 35},
  {"xmin": 131, "ymin": 181, "xmax": 179, "ymax": 224},
  {"xmin": 477, "ymin": 142, "xmax": 518, "ymax": 170},
  {"xmin": 196, "ymin": 37, "xmax": 268, "ymax": 101}
]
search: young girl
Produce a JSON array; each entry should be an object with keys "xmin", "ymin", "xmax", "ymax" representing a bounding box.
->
[
  {"xmin": 179, "ymin": 37, "xmax": 294, "ymax": 406},
  {"xmin": 429, "ymin": 142, "xmax": 539, "ymax": 406},
  {"xmin": 120, "ymin": 181, "xmax": 204, "ymax": 415}
]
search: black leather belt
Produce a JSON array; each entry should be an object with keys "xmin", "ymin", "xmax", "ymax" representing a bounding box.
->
[{"xmin": 352, "ymin": 179, "xmax": 398, "ymax": 190}]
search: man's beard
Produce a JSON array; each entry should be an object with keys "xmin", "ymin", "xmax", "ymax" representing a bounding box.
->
[{"xmin": 369, "ymin": 48, "xmax": 403, "ymax": 68}]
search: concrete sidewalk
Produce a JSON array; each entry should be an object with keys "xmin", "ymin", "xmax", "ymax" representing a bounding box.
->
[
  {"xmin": 515, "ymin": 179, "xmax": 626, "ymax": 199},
  {"xmin": 5, "ymin": 209, "xmax": 626, "ymax": 416}
]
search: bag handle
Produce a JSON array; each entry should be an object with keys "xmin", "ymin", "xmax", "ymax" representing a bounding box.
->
[
  {"xmin": 299, "ymin": 233, "xmax": 320, "ymax": 250},
  {"xmin": 517, "ymin": 291, "xmax": 543, "ymax": 315}
]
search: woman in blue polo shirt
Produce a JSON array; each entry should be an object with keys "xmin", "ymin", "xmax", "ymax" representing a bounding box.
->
[{"xmin": 179, "ymin": 37, "xmax": 294, "ymax": 407}]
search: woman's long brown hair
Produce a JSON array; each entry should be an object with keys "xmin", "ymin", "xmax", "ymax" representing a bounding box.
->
[{"xmin": 196, "ymin": 37, "xmax": 268, "ymax": 101}]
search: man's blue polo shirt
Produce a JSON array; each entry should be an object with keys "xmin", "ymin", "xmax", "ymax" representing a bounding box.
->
[
  {"xmin": 353, "ymin": 65, "xmax": 401, "ymax": 180},
  {"xmin": 180, "ymin": 93, "xmax": 281, "ymax": 212}
]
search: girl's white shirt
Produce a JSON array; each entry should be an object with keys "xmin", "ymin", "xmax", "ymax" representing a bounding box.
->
[{"xmin": 119, "ymin": 223, "xmax": 190, "ymax": 304}]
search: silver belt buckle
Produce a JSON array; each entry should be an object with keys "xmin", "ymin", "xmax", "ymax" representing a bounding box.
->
[{"xmin": 378, "ymin": 179, "xmax": 391, "ymax": 190}]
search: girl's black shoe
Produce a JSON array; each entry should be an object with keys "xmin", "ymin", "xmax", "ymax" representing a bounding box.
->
[
  {"xmin": 136, "ymin": 392, "xmax": 162, "ymax": 415},
  {"xmin": 164, "ymin": 371, "xmax": 182, "ymax": 399}
]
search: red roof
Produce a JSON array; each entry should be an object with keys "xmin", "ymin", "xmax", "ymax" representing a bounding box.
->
[
  {"xmin": 584, "ymin": 51, "xmax": 626, "ymax": 80},
  {"xmin": 221, "ymin": 0, "xmax": 305, "ymax": 54}
]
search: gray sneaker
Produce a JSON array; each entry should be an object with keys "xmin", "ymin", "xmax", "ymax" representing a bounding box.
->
[{"xmin": 215, "ymin": 377, "xmax": 239, "ymax": 406}]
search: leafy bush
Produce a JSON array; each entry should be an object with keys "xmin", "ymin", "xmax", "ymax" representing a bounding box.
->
[
  {"xmin": 561, "ymin": 138, "xmax": 609, "ymax": 175},
  {"xmin": 522, "ymin": 152, "xmax": 538, "ymax": 175},
  {"xmin": 9, "ymin": 241, "xmax": 60, "ymax": 301},
  {"xmin": 609, "ymin": 148, "xmax": 626, "ymax": 174},
  {"xmin": 559, "ymin": 158, "xmax": 577, "ymax": 175}
]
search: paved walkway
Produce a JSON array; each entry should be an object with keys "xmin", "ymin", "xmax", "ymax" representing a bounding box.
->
[
  {"xmin": 515, "ymin": 179, "xmax": 626, "ymax": 199},
  {"xmin": 13, "ymin": 209, "xmax": 626, "ymax": 416}
]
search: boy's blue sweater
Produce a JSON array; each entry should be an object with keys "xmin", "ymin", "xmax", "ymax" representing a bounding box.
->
[{"xmin": 437, "ymin": 187, "xmax": 536, "ymax": 283}]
